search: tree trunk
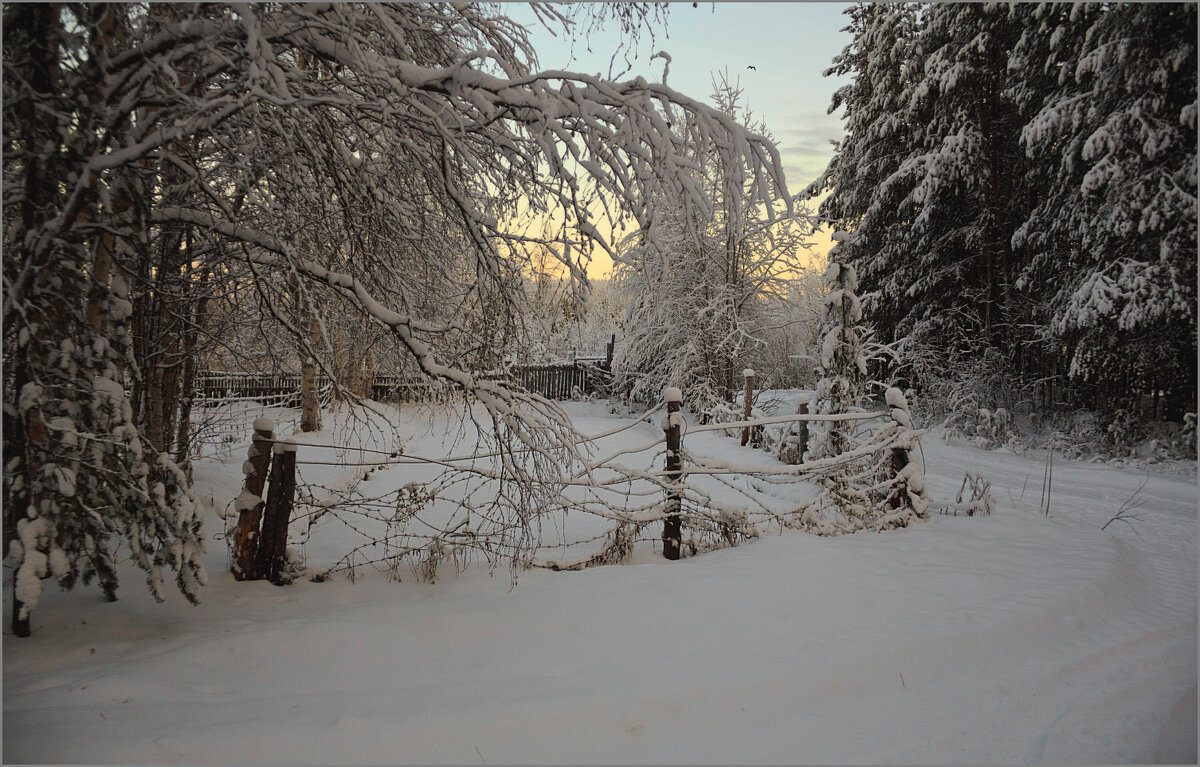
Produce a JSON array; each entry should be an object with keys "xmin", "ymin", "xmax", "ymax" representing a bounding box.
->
[
  {"xmin": 301, "ymin": 315, "xmax": 321, "ymax": 431},
  {"xmin": 174, "ymin": 266, "xmax": 209, "ymax": 474},
  {"xmin": 5, "ymin": 2, "xmax": 67, "ymax": 638}
]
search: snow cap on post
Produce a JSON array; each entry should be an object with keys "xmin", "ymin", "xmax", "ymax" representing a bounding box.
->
[
  {"xmin": 234, "ymin": 490, "xmax": 262, "ymax": 513},
  {"xmin": 272, "ymin": 438, "xmax": 299, "ymax": 455},
  {"xmin": 743, "ymin": 368, "xmax": 755, "ymax": 378},
  {"xmin": 664, "ymin": 386, "xmax": 683, "ymax": 403},
  {"xmin": 252, "ymin": 417, "xmax": 275, "ymax": 433}
]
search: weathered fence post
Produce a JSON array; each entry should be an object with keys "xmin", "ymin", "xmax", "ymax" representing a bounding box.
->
[
  {"xmin": 232, "ymin": 418, "xmax": 273, "ymax": 580},
  {"xmin": 740, "ymin": 368, "xmax": 755, "ymax": 446},
  {"xmin": 796, "ymin": 400, "xmax": 810, "ymax": 461},
  {"xmin": 662, "ymin": 386, "xmax": 683, "ymax": 560},
  {"xmin": 257, "ymin": 440, "xmax": 298, "ymax": 584}
]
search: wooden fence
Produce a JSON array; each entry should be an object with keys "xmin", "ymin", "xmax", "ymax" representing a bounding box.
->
[
  {"xmin": 513, "ymin": 360, "xmax": 611, "ymax": 400},
  {"xmin": 197, "ymin": 361, "xmax": 612, "ymax": 404}
]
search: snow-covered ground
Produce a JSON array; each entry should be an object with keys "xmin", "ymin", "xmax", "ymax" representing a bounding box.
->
[{"xmin": 4, "ymin": 398, "xmax": 1196, "ymax": 764}]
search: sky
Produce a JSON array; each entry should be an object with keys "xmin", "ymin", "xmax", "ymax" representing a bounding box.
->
[{"xmin": 509, "ymin": 2, "xmax": 856, "ymax": 275}]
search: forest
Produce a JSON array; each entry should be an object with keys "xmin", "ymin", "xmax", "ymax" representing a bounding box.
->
[{"xmin": 811, "ymin": 3, "xmax": 1196, "ymax": 432}]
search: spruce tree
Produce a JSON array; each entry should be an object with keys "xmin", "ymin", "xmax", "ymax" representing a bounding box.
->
[{"xmin": 1012, "ymin": 3, "xmax": 1197, "ymax": 418}]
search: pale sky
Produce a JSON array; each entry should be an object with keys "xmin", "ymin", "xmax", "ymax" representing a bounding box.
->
[{"xmin": 509, "ymin": 2, "xmax": 855, "ymax": 274}]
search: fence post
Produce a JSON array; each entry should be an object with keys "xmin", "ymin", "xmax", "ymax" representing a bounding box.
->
[
  {"xmin": 797, "ymin": 400, "xmax": 810, "ymax": 461},
  {"xmin": 741, "ymin": 368, "xmax": 755, "ymax": 446},
  {"xmin": 257, "ymin": 440, "xmax": 298, "ymax": 584},
  {"xmin": 662, "ymin": 386, "xmax": 683, "ymax": 560},
  {"xmin": 232, "ymin": 418, "xmax": 273, "ymax": 580}
]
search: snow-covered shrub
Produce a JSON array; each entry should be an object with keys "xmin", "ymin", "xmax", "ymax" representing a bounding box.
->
[
  {"xmin": 902, "ymin": 331, "xmax": 1022, "ymax": 449},
  {"xmin": 875, "ymin": 387, "xmax": 929, "ymax": 528},
  {"xmin": 683, "ymin": 506, "xmax": 759, "ymax": 555},
  {"xmin": 973, "ymin": 407, "xmax": 1013, "ymax": 450},
  {"xmin": 806, "ymin": 234, "xmax": 868, "ymax": 464},
  {"xmin": 1183, "ymin": 413, "xmax": 1197, "ymax": 457},
  {"xmin": 799, "ymin": 235, "xmax": 928, "ymax": 534},
  {"xmin": 1105, "ymin": 409, "xmax": 1145, "ymax": 457}
]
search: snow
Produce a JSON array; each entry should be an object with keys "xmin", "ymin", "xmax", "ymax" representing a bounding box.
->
[
  {"xmin": 93, "ymin": 376, "xmax": 124, "ymax": 405},
  {"xmin": 271, "ymin": 439, "xmax": 298, "ymax": 455},
  {"xmin": 17, "ymin": 382, "xmax": 42, "ymax": 414},
  {"xmin": 233, "ymin": 490, "xmax": 262, "ymax": 514},
  {"xmin": 4, "ymin": 398, "xmax": 1196, "ymax": 764}
]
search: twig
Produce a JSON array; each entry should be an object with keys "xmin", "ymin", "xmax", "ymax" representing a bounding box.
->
[
  {"xmin": 1039, "ymin": 449, "xmax": 1053, "ymax": 516},
  {"xmin": 1101, "ymin": 475, "xmax": 1150, "ymax": 535}
]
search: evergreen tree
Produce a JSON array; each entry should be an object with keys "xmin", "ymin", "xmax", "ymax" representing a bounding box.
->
[
  {"xmin": 813, "ymin": 2, "xmax": 1197, "ymax": 426},
  {"xmin": 1011, "ymin": 2, "xmax": 1197, "ymax": 418},
  {"xmin": 3, "ymin": 6, "xmax": 206, "ymax": 637},
  {"xmin": 807, "ymin": 3, "xmax": 922, "ymax": 344},
  {"xmin": 816, "ymin": 4, "xmax": 1028, "ymax": 356},
  {"xmin": 807, "ymin": 232, "xmax": 869, "ymax": 464}
]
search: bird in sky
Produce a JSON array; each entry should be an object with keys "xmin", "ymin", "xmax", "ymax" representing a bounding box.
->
[{"xmin": 747, "ymin": 65, "xmax": 756, "ymax": 70}]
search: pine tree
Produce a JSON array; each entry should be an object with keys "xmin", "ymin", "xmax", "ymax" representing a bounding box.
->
[
  {"xmin": 808, "ymin": 233, "xmax": 868, "ymax": 461},
  {"xmin": 801, "ymin": 232, "xmax": 875, "ymax": 532}
]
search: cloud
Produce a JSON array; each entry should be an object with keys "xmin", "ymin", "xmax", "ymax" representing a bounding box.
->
[
  {"xmin": 783, "ymin": 162, "xmax": 830, "ymax": 193},
  {"xmin": 779, "ymin": 125, "xmax": 840, "ymax": 142},
  {"xmin": 780, "ymin": 140, "xmax": 839, "ymax": 159}
]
